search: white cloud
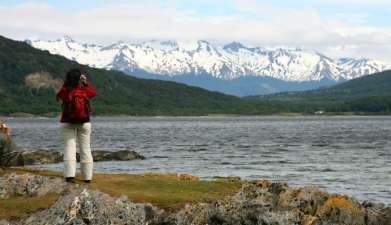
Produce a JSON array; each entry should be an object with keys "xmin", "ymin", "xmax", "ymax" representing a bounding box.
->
[
  {"xmin": 317, "ymin": 0, "xmax": 391, "ymax": 5},
  {"xmin": 0, "ymin": 1, "xmax": 391, "ymax": 62}
]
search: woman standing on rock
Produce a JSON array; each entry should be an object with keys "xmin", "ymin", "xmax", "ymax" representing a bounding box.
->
[{"xmin": 56, "ymin": 69, "xmax": 96, "ymax": 183}]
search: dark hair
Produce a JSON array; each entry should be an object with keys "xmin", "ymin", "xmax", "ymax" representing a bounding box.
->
[{"xmin": 64, "ymin": 68, "xmax": 81, "ymax": 88}]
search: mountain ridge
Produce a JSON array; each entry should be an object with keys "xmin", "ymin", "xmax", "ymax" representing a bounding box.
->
[
  {"xmin": 26, "ymin": 36, "xmax": 391, "ymax": 96},
  {"xmin": 27, "ymin": 36, "xmax": 391, "ymax": 82}
]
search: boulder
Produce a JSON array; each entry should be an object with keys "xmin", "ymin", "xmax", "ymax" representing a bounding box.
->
[
  {"xmin": 0, "ymin": 132, "xmax": 18, "ymax": 152},
  {"xmin": 0, "ymin": 172, "xmax": 66, "ymax": 198},
  {"xmin": 1, "ymin": 150, "xmax": 62, "ymax": 166},
  {"xmin": 0, "ymin": 133, "xmax": 20, "ymax": 166},
  {"xmin": 20, "ymin": 187, "xmax": 162, "ymax": 225},
  {"xmin": 78, "ymin": 149, "xmax": 146, "ymax": 162},
  {"xmin": 1, "ymin": 149, "xmax": 145, "ymax": 166}
]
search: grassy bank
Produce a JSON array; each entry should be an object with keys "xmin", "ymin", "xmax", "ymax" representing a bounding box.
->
[{"xmin": 0, "ymin": 167, "xmax": 243, "ymax": 220}]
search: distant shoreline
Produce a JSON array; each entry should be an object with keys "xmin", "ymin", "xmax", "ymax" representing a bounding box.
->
[{"xmin": 2, "ymin": 112, "xmax": 391, "ymax": 119}]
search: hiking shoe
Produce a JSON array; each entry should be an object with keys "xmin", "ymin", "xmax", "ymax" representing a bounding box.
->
[{"xmin": 65, "ymin": 177, "xmax": 75, "ymax": 183}]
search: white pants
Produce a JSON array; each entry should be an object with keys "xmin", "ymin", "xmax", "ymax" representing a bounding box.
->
[{"xmin": 62, "ymin": 122, "xmax": 93, "ymax": 180}]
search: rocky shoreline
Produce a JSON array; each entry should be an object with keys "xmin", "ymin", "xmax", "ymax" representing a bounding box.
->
[{"xmin": 0, "ymin": 171, "xmax": 390, "ymax": 225}]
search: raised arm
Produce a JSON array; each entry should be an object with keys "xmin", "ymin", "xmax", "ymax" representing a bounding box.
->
[
  {"xmin": 84, "ymin": 83, "xmax": 96, "ymax": 99},
  {"xmin": 80, "ymin": 74, "xmax": 96, "ymax": 99}
]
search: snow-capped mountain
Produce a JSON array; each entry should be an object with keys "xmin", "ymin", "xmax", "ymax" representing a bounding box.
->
[{"xmin": 25, "ymin": 36, "xmax": 391, "ymax": 96}]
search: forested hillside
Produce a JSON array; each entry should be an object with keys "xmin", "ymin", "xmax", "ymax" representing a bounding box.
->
[
  {"xmin": 247, "ymin": 70, "xmax": 391, "ymax": 114},
  {"xmin": 260, "ymin": 70, "xmax": 391, "ymax": 100},
  {"xmin": 0, "ymin": 35, "xmax": 257, "ymax": 116}
]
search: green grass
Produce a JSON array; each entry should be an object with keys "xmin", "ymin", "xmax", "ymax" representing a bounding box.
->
[
  {"xmin": 0, "ymin": 192, "xmax": 60, "ymax": 220},
  {"xmin": 0, "ymin": 167, "xmax": 243, "ymax": 219},
  {"xmin": 90, "ymin": 173, "xmax": 242, "ymax": 209}
]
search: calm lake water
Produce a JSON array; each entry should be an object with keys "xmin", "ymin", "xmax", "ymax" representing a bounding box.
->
[{"xmin": 4, "ymin": 116, "xmax": 391, "ymax": 204}]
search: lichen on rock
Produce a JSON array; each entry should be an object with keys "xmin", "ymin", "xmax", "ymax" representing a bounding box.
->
[
  {"xmin": 21, "ymin": 187, "xmax": 162, "ymax": 225},
  {"xmin": 0, "ymin": 173, "xmax": 66, "ymax": 198}
]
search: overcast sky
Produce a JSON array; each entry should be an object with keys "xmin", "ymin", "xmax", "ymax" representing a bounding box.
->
[{"xmin": 1, "ymin": 0, "xmax": 391, "ymax": 62}]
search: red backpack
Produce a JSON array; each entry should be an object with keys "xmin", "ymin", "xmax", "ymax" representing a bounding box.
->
[{"xmin": 64, "ymin": 88, "xmax": 90, "ymax": 122}]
